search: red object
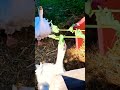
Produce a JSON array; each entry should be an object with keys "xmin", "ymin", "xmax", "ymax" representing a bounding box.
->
[
  {"xmin": 73, "ymin": 17, "xmax": 85, "ymax": 49},
  {"xmin": 96, "ymin": 0, "xmax": 119, "ymax": 54}
]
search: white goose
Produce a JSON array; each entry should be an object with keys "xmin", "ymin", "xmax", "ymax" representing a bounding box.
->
[
  {"xmin": 35, "ymin": 42, "xmax": 66, "ymax": 90},
  {"xmin": 35, "ymin": 6, "xmax": 52, "ymax": 45}
]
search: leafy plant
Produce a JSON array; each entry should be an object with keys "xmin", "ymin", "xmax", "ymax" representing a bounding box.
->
[
  {"xmin": 49, "ymin": 22, "xmax": 85, "ymax": 47},
  {"xmin": 85, "ymin": 0, "xmax": 120, "ymax": 37}
]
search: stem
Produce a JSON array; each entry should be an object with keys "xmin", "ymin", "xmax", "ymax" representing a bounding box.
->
[
  {"xmin": 56, "ymin": 36, "xmax": 84, "ymax": 38},
  {"xmin": 86, "ymin": 25, "xmax": 113, "ymax": 28},
  {"xmin": 59, "ymin": 29, "xmax": 85, "ymax": 31},
  {"xmin": 93, "ymin": 9, "xmax": 120, "ymax": 13}
]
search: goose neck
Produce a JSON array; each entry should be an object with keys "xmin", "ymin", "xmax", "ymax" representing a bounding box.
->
[
  {"xmin": 38, "ymin": 9, "xmax": 43, "ymax": 19},
  {"xmin": 55, "ymin": 48, "xmax": 66, "ymax": 66}
]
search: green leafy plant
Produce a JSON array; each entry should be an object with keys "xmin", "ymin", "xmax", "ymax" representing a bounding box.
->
[
  {"xmin": 49, "ymin": 22, "xmax": 85, "ymax": 47},
  {"xmin": 85, "ymin": 0, "xmax": 120, "ymax": 37},
  {"xmin": 75, "ymin": 30, "xmax": 85, "ymax": 38},
  {"xmin": 51, "ymin": 22, "xmax": 60, "ymax": 33}
]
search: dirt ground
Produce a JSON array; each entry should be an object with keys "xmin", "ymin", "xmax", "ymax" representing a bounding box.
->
[
  {"xmin": 0, "ymin": 27, "xmax": 35, "ymax": 88},
  {"xmin": 1, "ymin": 26, "xmax": 120, "ymax": 90},
  {"xmin": 0, "ymin": 26, "xmax": 85, "ymax": 88}
]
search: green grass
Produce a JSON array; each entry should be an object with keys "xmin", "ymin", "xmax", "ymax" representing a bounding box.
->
[{"xmin": 35, "ymin": 0, "xmax": 84, "ymax": 28}]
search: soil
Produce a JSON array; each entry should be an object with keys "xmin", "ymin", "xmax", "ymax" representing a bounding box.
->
[
  {"xmin": 0, "ymin": 26, "xmax": 35, "ymax": 88},
  {"xmin": 0, "ymin": 25, "xmax": 85, "ymax": 88}
]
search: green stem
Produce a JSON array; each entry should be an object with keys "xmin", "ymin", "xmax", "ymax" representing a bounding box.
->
[
  {"xmin": 86, "ymin": 25, "xmax": 113, "ymax": 28},
  {"xmin": 56, "ymin": 36, "xmax": 84, "ymax": 38},
  {"xmin": 93, "ymin": 9, "xmax": 120, "ymax": 13},
  {"xmin": 60, "ymin": 29, "xmax": 85, "ymax": 31}
]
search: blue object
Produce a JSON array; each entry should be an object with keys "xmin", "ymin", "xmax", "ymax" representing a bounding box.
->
[
  {"xmin": 35, "ymin": 16, "xmax": 51, "ymax": 40},
  {"xmin": 62, "ymin": 75, "xmax": 85, "ymax": 90},
  {"xmin": 35, "ymin": 16, "xmax": 40, "ymax": 38}
]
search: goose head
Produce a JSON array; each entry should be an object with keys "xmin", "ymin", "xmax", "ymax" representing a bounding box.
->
[{"xmin": 38, "ymin": 6, "xmax": 43, "ymax": 19}]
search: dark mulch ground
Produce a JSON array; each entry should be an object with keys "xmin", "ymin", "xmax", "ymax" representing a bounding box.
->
[
  {"xmin": 0, "ymin": 25, "xmax": 85, "ymax": 89},
  {"xmin": 0, "ymin": 26, "xmax": 35, "ymax": 88}
]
